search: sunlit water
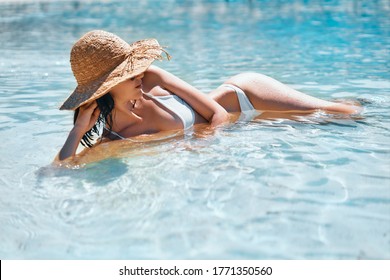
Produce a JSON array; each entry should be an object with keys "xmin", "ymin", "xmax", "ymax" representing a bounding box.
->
[{"xmin": 0, "ymin": 0, "xmax": 389, "ymax": 259}]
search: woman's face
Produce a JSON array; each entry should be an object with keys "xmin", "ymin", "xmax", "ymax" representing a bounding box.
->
[{"xmin": 110, "ymin": 73, "xmax": 144, "ymax": 102}]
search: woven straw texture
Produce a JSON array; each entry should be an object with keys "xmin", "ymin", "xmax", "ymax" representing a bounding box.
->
[{"xmin": 60, "ymin": 30, "xmax": 169, "ymax": 110}]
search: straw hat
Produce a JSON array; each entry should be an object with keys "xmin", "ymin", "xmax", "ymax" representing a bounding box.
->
[{"xmin": 60, "ymin": 30, "xmax": 169, "ymax": 110}]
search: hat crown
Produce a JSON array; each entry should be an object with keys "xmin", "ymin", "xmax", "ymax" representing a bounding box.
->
[{"xmin": 70, "ymin": 30, "xmax": 131, "ymax": 86}]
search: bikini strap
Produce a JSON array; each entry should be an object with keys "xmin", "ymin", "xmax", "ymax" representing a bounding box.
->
[{"xmin": 103, "ymin": 127, "xmax": 126, "ymax": 140}]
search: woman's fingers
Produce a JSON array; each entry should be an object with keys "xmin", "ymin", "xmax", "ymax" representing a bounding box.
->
[
  {"xmin": 91, "ymin": 106, "xmax": 101, "ymax": 122},
  {"xmin": 74, "ymin": 101, "xmax": 100, "ymax": 132},
  {"xmin": 80, "ymin": 101, "xmax": 97, "ymax": 113}
]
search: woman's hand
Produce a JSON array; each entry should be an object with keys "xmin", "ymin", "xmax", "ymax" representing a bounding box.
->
[
  {"xmin": 74, "ymin": 102, "xmax": 101, "ymax": 134},
  {"xmin": 57, "ymin": 102, "xmax": 100, "ymax": 161}
]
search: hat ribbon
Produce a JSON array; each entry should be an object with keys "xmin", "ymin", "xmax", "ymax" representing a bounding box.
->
[{"xmin": 115, "ymin": 44, "xmax": 171, "ymax": 74}]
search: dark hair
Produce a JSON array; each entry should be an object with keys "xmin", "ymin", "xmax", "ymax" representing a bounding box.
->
[{"xmin": 74, "ymin": 93, "xmax": 115, "ymax": 147}]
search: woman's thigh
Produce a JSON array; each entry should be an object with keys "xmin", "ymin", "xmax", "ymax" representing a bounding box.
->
[
  {"xmin": 210, "ymin": 73, "xmax": 359, "ymax": 114},
  {"xmin": 223, "ymin": 73, "xmax": 340, "ymax": 112}
]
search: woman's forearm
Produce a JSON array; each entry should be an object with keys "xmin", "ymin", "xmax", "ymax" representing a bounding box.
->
[
  {"xmin": 209, "ymin": 107, "xmax": 229, "ymax": 127},
  {"xmin": 58, "ymin": 127, "xmax": 85, "ymax": 161}
]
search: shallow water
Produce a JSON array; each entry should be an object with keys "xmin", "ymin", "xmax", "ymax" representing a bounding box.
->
[{"xmin": 0, "ymin": 0, "xmax": 389, "ymax": 259}]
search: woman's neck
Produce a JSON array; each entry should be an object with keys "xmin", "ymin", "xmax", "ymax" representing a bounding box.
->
[{"xmin": 111, "ymin": 97, "xmax": 145, "ymax": 131}]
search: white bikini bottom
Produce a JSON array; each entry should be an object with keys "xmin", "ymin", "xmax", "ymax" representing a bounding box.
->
[{"xmin": 219, "ymin": 84, "xmax": 261, "ymax": 121}]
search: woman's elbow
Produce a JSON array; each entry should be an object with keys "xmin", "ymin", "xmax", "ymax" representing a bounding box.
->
[{"xmin": 210, "ymin": 108, "xmax": 229, "ymax": 127}]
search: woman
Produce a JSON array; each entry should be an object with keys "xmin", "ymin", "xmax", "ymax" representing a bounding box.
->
[{"xmin": 58, "ymin": 30, "xmax": 360, "ymax": 161}]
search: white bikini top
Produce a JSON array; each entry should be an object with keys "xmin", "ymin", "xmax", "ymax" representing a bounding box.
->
[
  {"xmin": 144, "ymin": 93, "xmax": 195, "ymax": 130},
  {"xmin": 106, "ymin": 93, "xmax": 195, "ymax": 140}
]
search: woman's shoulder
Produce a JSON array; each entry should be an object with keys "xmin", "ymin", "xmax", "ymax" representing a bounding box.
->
[
  {"xmin": 143, "ymin": 65, "xmax": 175, "ymax": 96},
  {"xmin": 142, "ymin": 65, "xmax": 164, "ymax": 92},
  {"xmin": 145, "ymin": 64, "xmax": 162, "ymax": 73},
  {"xmin": 144, "ymin": 65, "xmax": 176, "ymax": 82},
  {"xmin": 144, "ymin": 65, "xmax": 166, "ymax": 80}
]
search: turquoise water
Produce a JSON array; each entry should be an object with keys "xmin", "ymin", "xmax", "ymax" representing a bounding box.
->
[{"xmin": 0, "ymin": 0, "xmax": 389, "ymax": 259}]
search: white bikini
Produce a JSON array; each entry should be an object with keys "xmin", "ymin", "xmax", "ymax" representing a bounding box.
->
[
  {"xmin": 219, "ymin": 84, "xmax": 261, "ymax": 121},
  {"xmin": 106, "ymin": 85, "xmax": 259, "ymax": 139},
  {"xmin": 144, "ymin": 93, "xmax": 195, "ymax": 129},
  {"xmin": 106, "ymin": 93, "xmax": 195, "ymax": 140}
]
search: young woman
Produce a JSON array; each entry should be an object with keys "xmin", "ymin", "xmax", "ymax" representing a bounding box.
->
[{"xmin": 58, "ymin": 30, "xmax": 360, "ymax": 161}]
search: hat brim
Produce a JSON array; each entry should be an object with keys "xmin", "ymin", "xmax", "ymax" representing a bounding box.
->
[{"xmin": 59, "ymin": 39, "xmax": 162, "ymax": 110}]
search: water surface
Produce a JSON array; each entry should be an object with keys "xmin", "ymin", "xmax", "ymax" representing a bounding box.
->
[{"xmin": 0, "ymin": 0, "xmax": 389, "ymax": 259}]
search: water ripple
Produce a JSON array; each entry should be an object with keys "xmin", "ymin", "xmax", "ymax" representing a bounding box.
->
[{"xmin": 1, "ymin": 0, "xmax": 389, "ymax": 260}]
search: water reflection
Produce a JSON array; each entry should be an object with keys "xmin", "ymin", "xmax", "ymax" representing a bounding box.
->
[{"xmin": 36, "ymin": 157, "xmax": 129, "ymax": 187}]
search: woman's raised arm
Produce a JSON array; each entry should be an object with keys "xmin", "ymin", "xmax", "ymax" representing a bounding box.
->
[
  {"xmin": 57, "ymin": 102, "xmax": 100, "ymax": 161},
  {"xmin": 144, "ymin": 65, "xmax": 229, "ymax": 127}
]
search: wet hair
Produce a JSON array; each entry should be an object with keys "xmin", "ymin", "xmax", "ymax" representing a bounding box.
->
[{"xmin": 74, "ymin": 93, "xmax": 115, "ymax": 147}]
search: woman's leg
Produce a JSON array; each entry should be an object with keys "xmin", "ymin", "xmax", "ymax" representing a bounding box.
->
[{"xmin": 210, "ymin": 73, "xmax": 360, "ymax": 114}]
